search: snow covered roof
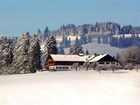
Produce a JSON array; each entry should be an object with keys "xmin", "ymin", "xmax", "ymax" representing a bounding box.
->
[
  {"xmin": 50, "ymin": 54, "xmax": 89, "ymax": 62},
  {"xmin": 88, "ymin": 54, "xmax": 108, "ymax": 62},
  {"xmin": 49, "ymin": 54, "xmax": 116, "ymax": 63}
]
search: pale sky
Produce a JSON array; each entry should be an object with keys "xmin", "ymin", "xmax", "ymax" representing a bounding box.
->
[{"xmin": 0, "ymin": 0, "xmax": 140, "ymax": 36}]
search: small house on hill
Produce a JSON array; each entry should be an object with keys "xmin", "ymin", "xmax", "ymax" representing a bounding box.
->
[{"xmin": 45, "ymin": 54, "xmax": 119, "ymax": 71}]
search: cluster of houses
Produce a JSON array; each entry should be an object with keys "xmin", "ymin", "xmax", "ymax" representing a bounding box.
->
[{"xmin": 45, "ymin": 54, "xmax": 120, "ymax": 71}]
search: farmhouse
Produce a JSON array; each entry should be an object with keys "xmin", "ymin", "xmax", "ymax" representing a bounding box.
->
[
  {"xmin": 88, "ymin": 54, "xmax": 119, "ymax": 69},
  {"xmin": 45, "ymin": 54, "xmax": 119, "ymax": 71},
  {"xmin": 45, "ymin": 54, "xmax": 88, "ymax": 70}
]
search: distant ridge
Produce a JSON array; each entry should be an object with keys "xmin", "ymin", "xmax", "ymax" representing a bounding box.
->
[{"xmin": 39, "ymin": 22, "xmax": 140, "ymax": 37}]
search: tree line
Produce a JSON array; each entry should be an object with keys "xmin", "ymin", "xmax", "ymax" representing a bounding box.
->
[
  {"xmin": 40, "ymin": 22, "xmax": 140, "ymax": 37},
  {"xmin": 0, "ymin": 32, "xmax": 58, "ymax": 75},
  {"xmin": 109, "ymin": 35, "xmax": 140, "ymax": 48},
  {"xmin": 38, "ymin": 23, "xmax": 140, "ymax": 49},
  {"xmin": 0, "ymin": 32, "xmax": 140, "ymax": 75}
]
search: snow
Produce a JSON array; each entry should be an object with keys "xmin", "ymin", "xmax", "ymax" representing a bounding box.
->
[
  {"xmin": 67, "ymin": 35, "xmax": 81, "ymax": 41},
  {"xmin": 50, "ymin": 54, "xmax": 109, "ymax": 62},
  {"xmin": 50, "ymin": 54, "xmax": 89, "ymax": 62},
  {"xmin": 113, "ymin": 34, "xmax": 140, "ymax": 38},
  {"xmin": 88, "ymin": 54, "xmax": 107, "ymax": 62},
  {"xmin": 0, "ymin": 70, "xmax": 140, "ymax": 105},
  {"xmin": 55, "ymin": 35, "xmax": 81, "ymax": 44},
  {"xmin": 65, "ymin": 42, "xmax": 124, "ymax": 56},
  {"xmin": 50, "ymin": 54, "xmax": 109, "ymax": 63}
]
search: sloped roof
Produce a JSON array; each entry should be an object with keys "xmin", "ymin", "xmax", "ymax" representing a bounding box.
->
[
  {"xmin": 50, "ymin": 54, "xmax": 89, "ymax": 62},
  {"xmin": 88, "ymin": 54, "xmax": 108, "ymax": 62},
  {"xmin": 49, "ymin": 54, "xmax": 116, "ymax": 63}
]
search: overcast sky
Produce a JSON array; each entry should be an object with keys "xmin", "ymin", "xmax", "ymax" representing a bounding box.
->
[{"xmin": 0, "ymin": 0, "xmax": 140, "ymax": 36}]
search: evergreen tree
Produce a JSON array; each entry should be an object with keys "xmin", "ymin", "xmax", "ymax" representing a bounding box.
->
[
  {"xmin": 12, "ymin": 33, "xmax": 31, "ymax": 73},
  {"xmin": 40, "ymin": 40, "xmax": 48, "ymax": 67},
  {"xmin": 80, "ymin": 35, "xmax": 87, "ymax": 44},
  {"xmin": 58, "ymin": 45, "xmax": 65, "ymax": 54},
  {"xmin": 44, "ymin": 26, "xmax": 49, "ymax": 37},
  {"xmin": 29, "ymin": 35, "xmax": 42, "ymax": 73},
  {"xmin": 0, "ymin": 37, "xmax": 14, "ymax": 67},
  {"xmin": 85, "ymin": 50, "xmax": 89, "ymax": 55},
  {"xmin": 69, "ymin": 47, "xmax": 74, "ymax": 54},
  {"xmin": 74, "ymin": 37, "xmax": 81, "ymax": 47},
  {"xmin": 97, "ymin": 36, "xmax": 101, "ymax": 43},
  {"xmin": 68, "ymin": 37, "xmax": 71, "ymax": 47},
  {"xmin": 62, "ymin": 36, "xmax": 70, "ymax": 48},
  {"xmin": 102, "ymin": 36, "xmax": 108, "ymax": 44},
  {"xmin": 47, "ymin": 36, "xmax": 58, "ymax": 54},
  {"xmin": 87, "ymin": 35, "xmax": 92, "ymax": 43},
  {"xmin": 69, "ymin": 45, "xmax": 84, "ymax": 55},
  {"xmin": 38, "ymin": 29, "xmax": 41, "ymax": 34}
]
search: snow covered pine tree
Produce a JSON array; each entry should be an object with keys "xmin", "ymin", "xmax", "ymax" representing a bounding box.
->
[
  {"xmin": 0, "ymin": 37, "xmax": 14, "ymax": 74},
  {"xmin": 13, "ymin": 33, "xmax": 42, "ymax": 74},
  {"xmin": 47, "ymin": 36, "xmax": 57, "ymax": 54},
  {"xmin": 29, "ymin": 35, "xmax": 42, "ymax": 73},
  {"xmin": 12, "ymin": 33, "xmax": 31, "ymax": 73}
]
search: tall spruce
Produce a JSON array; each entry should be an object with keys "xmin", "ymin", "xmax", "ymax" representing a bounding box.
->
[
  {"xmin": 0, "ymin": 37, "xmax": 13, "ymax": 67},
  {"xmin": 47, "ymin": 36, "xmax": 58, "ymax": 54},
  {"xmin": 29, "ymin": 35, "xmax": 42, "ymax": 73},
  {"xmin": 12, "ymin": 33, "xmax": 31, "ymax": 73},
  {"xmin": 58, "ymin": 45, "xmax": 65, "ymax": 54},
  {"xmin": 74, "ymin": 36, "xmax": 81, "ymax": 47},
  {"xmin": 44, "ymin": 26, "xmax": 49, "ymax": 37},
  {"xmin": 69, "ymin": 45, "xmax": 84, "ymax": 55}
]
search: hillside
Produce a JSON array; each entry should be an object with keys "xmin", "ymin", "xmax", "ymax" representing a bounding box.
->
[
  {"xmin": 39, "ymin": 22, "xmax": 140, "ymax": 49},
  {"xmin": 64, "ymin": 42, "xmax": 123, "ymax": 56},
  {"xmin": 0, "ymin": 70, "xmax": 140, "ymax": 105}
]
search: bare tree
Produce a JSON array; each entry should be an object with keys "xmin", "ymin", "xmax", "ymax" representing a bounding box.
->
[
  {"xmin": 134, "ymin": 64, "xmax": 140, "ymax": 72},
  {"xmin": 90, "ymin": 63, "xmax": 97, "ymax": 70},
  {"xmin": 110, "ymin": 65, "xmax": 118, "ymax": 73},
  {"xmin": 96, "ymin": 66, "xmax": 102, "ymax": 74},
  {"xmin": 72, "ymin": 63, "xmax": 79, "ymax": 71},
  {"xmin": 83, "ymin": 62, "xmax": 90, "ymax": 71},
  {"xmin": 120, "ymin": 46, "xmax": 140, "ymax": 69}
]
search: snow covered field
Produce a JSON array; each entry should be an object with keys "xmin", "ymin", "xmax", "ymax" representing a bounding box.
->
[{"xmin": 0, "ymin": 70, "xmax": 140, "ymax": 105}]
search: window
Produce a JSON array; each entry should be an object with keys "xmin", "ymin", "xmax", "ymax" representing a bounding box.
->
[
  {"xmin": 111, "ymin": 62, "xmax": 115, "ymax": 64},
  {"xmin": 49, "ymin": 61, "xmax": 53, "ymax": 64},
  {"xmin": 99, "ymin": 62, "xmax": 104, "ymax": 64},
  {"xmin": 106, "ymin": 62, "xmax": 110, "ymax": 64},
  {"xmin": 57, "ymin": 67, "xmax": 60, "ymax": 69}
]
